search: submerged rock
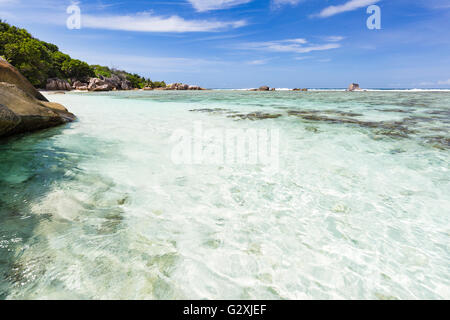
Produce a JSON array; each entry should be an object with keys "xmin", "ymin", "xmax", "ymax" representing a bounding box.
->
[
  {"xmin": 287, "ymin": 108, "xmax": 416, "ymax": 138},
  {"xmin": 190, "ymin": 108, "xmax": 230, "ymax": 113},
  {"xmin": 228, "ymin": 112, "xmax": 282, "ymax": 120},
  {"xmin": 423, "ymin": 135, "xmax": 450, "ymax": 149}
]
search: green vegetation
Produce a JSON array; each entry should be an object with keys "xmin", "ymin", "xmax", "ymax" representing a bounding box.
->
[
  {"xmin": 126, "ymin": 72, "xmax": 165, "ymax": 89},
  {"xmin": 0, "ymin": 20, "xmax": 165, "ymax": 89},
  {"xmin": 91, "ymin": 65, "xmax": 113, "ymax": 78}
]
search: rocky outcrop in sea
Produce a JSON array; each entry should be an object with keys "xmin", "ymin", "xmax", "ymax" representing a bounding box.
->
[
  {"xmin": 348, "ymin": 83, "xmax": 363, "ymax": 91},
  {"xmin": 166, "ymin": 83, "xmax": 205, "ymax": 90}
]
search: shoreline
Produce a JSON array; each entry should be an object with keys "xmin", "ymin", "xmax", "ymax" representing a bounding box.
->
[{"xmin": 41, "ymin": 88, "xmax": 450, "ymax": 94}]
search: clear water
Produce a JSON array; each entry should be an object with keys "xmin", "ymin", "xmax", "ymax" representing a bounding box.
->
[{"xmin": 0, "ymin": 90, "xmax": 449, "ymax": 299}]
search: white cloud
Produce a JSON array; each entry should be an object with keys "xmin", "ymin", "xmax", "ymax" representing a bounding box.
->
[
  {"xmin": 295, "ymin": 43, "xmax": 341, "ymax": 53},
  {"xmin": 82, "ymin": 12, "xmax": 247, "ymax": 32},
  {"xmin": 325, "ymin": 36, "xmax": 345, "ymax": 42},
  {"xmin": 241, "ymin": 38, "xmax": 342, "ymax": 54},
  {"xmin": 247, "ymin": 59, "xmax": 270, "ymax": 65},
  {"xmin": 69, "ymin": 51, "xmax": 225, "ymax": 73},
  {"xmin": 437, "ymin": 79, "xmax": 450, "ymax": 85},
  {"xmin": 294, "ymin": 56, "xmax": 311, "ymax": 60},
  {"xmin": 283, "ymin": 38, "xmax": 308, "ymax": 44},
  {"xmin": 316, "ymin": 0, "xmax": 380, "ymax": 18},
  {"xmin": 187, "ymin": 0, "xmax": 253, "ymax": 12},
  {"xmin": 419, "ymin": 79, "xmax": 450, "ymax": 86},
  {"xmin": 271, "ymin": 0, "xmax": 303, "ymax": 8}
]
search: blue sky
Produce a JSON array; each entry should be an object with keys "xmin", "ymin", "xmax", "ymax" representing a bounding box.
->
[{"xmin": 1, "ymin": 0, "xmax": 449, "ymax": 88}]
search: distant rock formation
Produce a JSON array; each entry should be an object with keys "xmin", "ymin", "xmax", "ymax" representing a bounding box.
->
[
  {"xmin": 165, "ymin": 83, "xmax": 205, "ymax": 90},
  {"xmin": 45, "ymin": 76, "xmax": 134, "ymax": 92},
  {"xmin": 120, "ymin": 80, "xmax": 132, "ymax": 90},
  {"xmin": 247, "ymin": 86, "xmax": 273, "ymax": 91},
  {"xmin": 102, "ymin": 75, "xmax": 132, "ymax": 91},
  {"xmin": 88, "ymin": 78, "xmax": 108, "ymax": 91},
  {"xmin": 46, "ymin": 78, "xmax": 72, "ymax": 91},
  {"xmin": 72, "ymin": 80, "xmax": 88, "ymax": 91},
  {"xmin": 348, "ymin": 83, "xmax": 362, "ymax": 91},
  {"xmin": 167, "ymin": 83, "xmax": 188, "ymax": 90},
  {"xmin": 0, "ymin": 59, "xmax": 75, "ymax": 138}
]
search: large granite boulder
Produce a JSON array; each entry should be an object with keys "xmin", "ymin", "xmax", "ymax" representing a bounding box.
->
[
  {"xmin": 0, "ymin": 57, "xmax": 48, "ymax": 101},
  {"xmin": 92, "ymin": 84, "xmax": 111, "ymax": 92},
  {"xmin": 0, "ymin": 82, "xmax": 76, "ymax": 137},
  {"xmin": 46, "ymin": 78, "xmax": 72, "ymax": 91},
  {"xmin": 88, "ymin": 78, "xmax": 102, "ymax": 91},
  {"xmin": 88, "ymin": 75, "xmax": 132, "ymax": 91},
  {"xmin": 259, "ymin": 86, "xmax": 270, "ymax": 91},
  {"xmin": 87, "ymin": 78, "xmax": 110, "ymax": 91},
  {"xmin": 87, "ymin": 77, "xmax": 132, "ymax": 91},
  {"xmin": 167, "ymin": 83, "xmax": 189, "ymax": 90},
  {"xmin": 72, "ymin": 80, "xmax": 88, "ymax": 90},
  {"xmin": 0, "ymin": 59, "xmax": 75, "ymax": 138},
  {"xmin": 120, "ymin": 80, "xmax": 132, "ymax": 90},
  {"xmin": 103, "ymin": 75, "xmax": 121, "ymax": 90}
]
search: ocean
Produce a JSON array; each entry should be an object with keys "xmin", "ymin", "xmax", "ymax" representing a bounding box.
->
[{"xmin": 0, "ymin": 90, "xmax": 449, "ymax": 299}]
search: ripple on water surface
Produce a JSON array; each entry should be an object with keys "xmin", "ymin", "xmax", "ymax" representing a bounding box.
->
[{"xmin": 0, "ymin": 91, "xmax": 449, "ymax": 299}]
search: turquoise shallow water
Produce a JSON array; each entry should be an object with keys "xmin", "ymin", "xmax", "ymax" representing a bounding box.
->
[{"xmin": 0, "ymin": 90, "xmax": 449, "ymax": 299}]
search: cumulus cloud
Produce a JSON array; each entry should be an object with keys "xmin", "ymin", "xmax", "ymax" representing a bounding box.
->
[
  {"xmin": 187, "ymin": 0, "xmax": 253, "ymax": 12},
  {"xmin": 316, "ymin": 0, "xmax": 380, "ymax": 18},
  {"xmin": 82, "ymin": 12, "xmax": 247, "ymax": 32}
]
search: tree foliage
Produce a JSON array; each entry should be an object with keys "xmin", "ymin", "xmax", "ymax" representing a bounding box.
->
[
  {"xmin": 61, "ymin": 59, "xmax": 95, "ymax": 79},
  {"xmin": 0, "ymin": 20, "xmax": 165, "ymax": 88}
]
